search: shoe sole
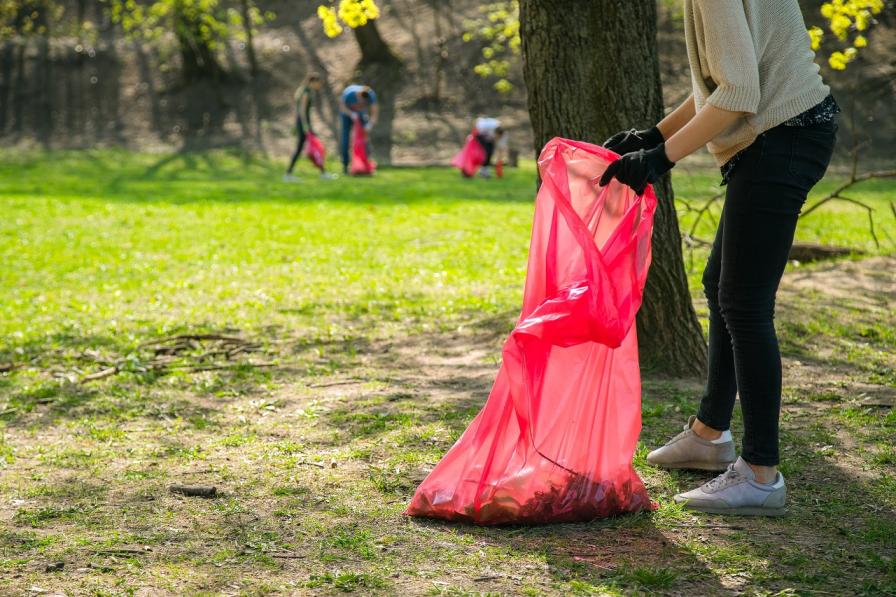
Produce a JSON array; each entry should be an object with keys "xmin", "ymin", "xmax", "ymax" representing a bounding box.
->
[
  {"xmin": 650, "ymin": 460, "xmax": 734, "ymax": 472},
  {"xmin": 679, "ymin": 502, "xmax": 786, "ymax": 517}
]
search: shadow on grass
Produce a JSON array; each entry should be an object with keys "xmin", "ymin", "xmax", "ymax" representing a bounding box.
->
[
  {"xmin": 0, "ymin": 326, "xmax": 275, "ymax": 428},
  {"xmin": 0, "ymin": 149, "xmax": 536, "ymax": 205},
  {"xmin": 292, "ymin": 312, "xmax": 896, "ymax": 594}
]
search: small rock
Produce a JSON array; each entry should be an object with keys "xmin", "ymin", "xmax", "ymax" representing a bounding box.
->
[
  {"xmin": 169, "ymin": 484, "xmax": 217, "ymax": 498},
  {"xmin": 44, "ymin": 562, "xmax": 64, "ymax": 572}
]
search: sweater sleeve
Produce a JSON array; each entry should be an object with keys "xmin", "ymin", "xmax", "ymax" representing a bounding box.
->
[{"xmin": 695, "ymin": 0, "xmax": 761, "ymax": 114}]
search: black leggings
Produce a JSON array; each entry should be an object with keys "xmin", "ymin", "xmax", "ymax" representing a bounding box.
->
[
  {"xmin": 476, "ymin": 134, "xmax": 495, "ymax": 166},
  {"xmin": 286, "ymin": 118, "xmax": 307, "ymax": 174},
  {"xmin": 697, "ymin": 120, "xmax": 837, "ymax": 466}
]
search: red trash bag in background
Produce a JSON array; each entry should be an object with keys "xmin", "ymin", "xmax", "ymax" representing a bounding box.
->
[
  {"xmin": 451, "ymin": 133, "xmax": 486, "ymax": 177},
  {"xmin": 350, "ymin": 119, "xmax": 376, "ymax": 175},
  {"xmin": 405, "ymin": 138, "xmax": 658, "ymax": 525},
  {"xmin": 305, "ymin": 131, "xmax": 326, "ymax": 171}
]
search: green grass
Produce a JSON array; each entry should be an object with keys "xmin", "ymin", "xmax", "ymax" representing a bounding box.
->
[{"xmin": 0, "ymin": 149, "xmax": 893, "ymax": 595}]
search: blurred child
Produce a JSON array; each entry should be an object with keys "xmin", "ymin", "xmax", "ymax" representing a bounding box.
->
[{"xmin": 284, "ymin": 72, "xmax": 336, "ymax": 181}]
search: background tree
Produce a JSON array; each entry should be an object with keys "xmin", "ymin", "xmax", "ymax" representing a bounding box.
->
[
  {"xmin": 317, "ymin": 0, "xmax": 402, "ymax": 163},
  {"xmin": 462, "ymin": 0, "xmax": 519, "ymax": 94},
  {"xmin": 808, "ymin": 0, "xmax": 886, "ymax": 69},
  {"xmin": 105, "ymin": 0, "xmax": 272, "ymax": 83},
  {"xmin": 317, "ymin": 0, "xmax": 399, "ymax": 65},
  {"xmin": 519, "ymin": 0, "xmax": 707, "ymax": 376}
]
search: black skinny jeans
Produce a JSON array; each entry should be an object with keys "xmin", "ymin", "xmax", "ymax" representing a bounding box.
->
[{"xmin": 697, "ymin": 119, "xmax": 837, "ymax": 466}]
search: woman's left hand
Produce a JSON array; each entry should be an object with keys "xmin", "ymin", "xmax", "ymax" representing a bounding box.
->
[{"xmin": 599, "ymin": 144, "xmax": 675, "ymax": 195}]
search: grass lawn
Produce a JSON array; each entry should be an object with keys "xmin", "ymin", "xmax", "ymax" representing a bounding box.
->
[{"xmin": 0, "ymin": 149, "xmax": 894, "ymax": 595}]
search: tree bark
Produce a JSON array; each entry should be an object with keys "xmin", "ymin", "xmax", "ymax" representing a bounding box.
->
[
  {"xmin": 238, "ymin": 0, "xmax": 258, "ymax": 78},
  {"xmin": 350, "ymin": 19, "xmax": 404, "ymax": 166},
  {"xmin": 519, "ymin": 0, "xmax": 706, "ymax": 377},
  {"xmin": 352, "ymin": 20, "xmax": 400, "ymax": 66}
]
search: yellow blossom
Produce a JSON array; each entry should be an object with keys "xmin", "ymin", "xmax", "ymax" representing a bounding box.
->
[
  {"xmin": 317, "ymin": 0, "xmax": 380, "ymax": 37},
  {"xmin": 808, "ymin": 26, "xmax": 824, "ymax": 50}
]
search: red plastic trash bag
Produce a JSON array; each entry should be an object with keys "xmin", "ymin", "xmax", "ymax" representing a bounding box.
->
[
  {"xmin": 305, "ymin": 131, "xmax": 326, "ymax": 171},
  {"xmin": 405, "ymin": 138, "xmax": 657, "ymax": 525},
  {"xmin": 451, "ymin": 133, "xmax": 486, "ymax": 177},
  {"xmin": 350, "ymin": 119, "xmax": 376, "ymax": 175}
]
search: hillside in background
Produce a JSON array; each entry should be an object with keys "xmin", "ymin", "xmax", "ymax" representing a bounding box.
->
[{"xmin": 1, "ymin": 1, "xmax": 893, "ymax": 167}]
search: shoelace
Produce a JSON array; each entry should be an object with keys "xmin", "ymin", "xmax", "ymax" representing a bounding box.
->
[{"xmin": 703, "ymin": 464, "xmax": 744, "ymax": 493}]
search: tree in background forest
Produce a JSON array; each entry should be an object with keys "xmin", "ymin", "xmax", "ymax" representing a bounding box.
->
[
  {"xmin": 317, "ymin": 0, "xmax": 400, "ymax": 66},
  {"xmin": 316, "ymin": 0, "xmax": 402, "ymax": 163},
  {"xmin": 0, "ymin": 0, "xmax": 272, "ymax": 83},
  {"xmin": 808, "ymin": 0, "xmax": 886, "ymax": 69},
  {"xmin": 105, "ymin": 0, "xmax": 273, "ymax": 82}
]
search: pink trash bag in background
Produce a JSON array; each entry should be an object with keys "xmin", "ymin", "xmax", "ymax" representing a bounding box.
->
[
  {"xmin": 451, "ymin": 132, "xmax": 486, "ymax": 177},
  {"xmin": 405, "ymin": 138, "xmax": 657, "ymax": 525},
  {"xmin": 350, "ymin": 119, "xmax": 376, "ymax": 175},
  {"xmin": 305, "ymin": 132, "xmax": 326, "ymax": 171}
]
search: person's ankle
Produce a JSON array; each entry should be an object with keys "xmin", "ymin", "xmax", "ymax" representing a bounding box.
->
[
  {"xmin": 691, "ymin": 417, "xmax": 723, "ymax": 441},
  {"xmin": 746, "ymin": 462, "xmax": 778, "ymax": 484}
]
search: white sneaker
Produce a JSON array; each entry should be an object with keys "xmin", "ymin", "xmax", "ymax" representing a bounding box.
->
[
  {"xmin": 283, "ymin": 174, "xmax": 300, "ymax": 182},
  {"xmin": 674, "ymin": 457, "xmax": 787, "ymax": 516},
  {"xmin": 320, "ymin": 172, "xmax": 337, "ymax": 180},
  {"xmin": 478, "ymin": 166, "xmax": 492, "ymax": 179},
  {"xmin": 646, "ymin": 415, "xmax": 736, "ymax": 471}
]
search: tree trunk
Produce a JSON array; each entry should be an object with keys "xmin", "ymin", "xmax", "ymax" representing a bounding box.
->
[
  {"xmin": 174, "ymin": 8, "xmax": 226, "ymax": 83},
  {"xmin": 351, "ymin": 19, "xmax": 404, "ymax": 166},
  {"xmin": 519, "ymin": 0, "xmax": 706, "ymax": 377},
  {"xmin": 238, "ymin": 0, "xmax": 258, "ymax": 78},
  {"xmin": 352, "ymin": 20, "xmax": 400, "ymax": 66}
]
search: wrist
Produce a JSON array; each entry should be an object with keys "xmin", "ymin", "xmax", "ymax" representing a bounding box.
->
[{"xmin": 662, "ymin": 138, "xmax": 686, "ymax": 164}]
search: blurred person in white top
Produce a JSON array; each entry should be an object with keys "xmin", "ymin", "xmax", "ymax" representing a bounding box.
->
[{"xmin": 473, "ymin": 117, "xmax": 507, "ymax": 178}]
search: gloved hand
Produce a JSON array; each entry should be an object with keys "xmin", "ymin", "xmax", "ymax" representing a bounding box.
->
[
  {"xmin": 599, "ymin": 144, "xmax": 675, "ymax": 195},
  {"xmin": 603, "ymin": 126, "xmax": 664, "ymax": 155}
]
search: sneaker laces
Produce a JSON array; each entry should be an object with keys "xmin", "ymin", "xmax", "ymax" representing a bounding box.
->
[{"xmin": 703, "ymin": 464, "xmax": 744, "ymax": 493}]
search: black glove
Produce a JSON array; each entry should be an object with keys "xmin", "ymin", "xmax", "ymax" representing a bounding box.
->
[
  {"xmin": 599, "ymin": 144, "xmax": 675, "ymax": 195},
  {"xmin": 602, "ymin": 126, "xmax": 664, "ymax": 155}
]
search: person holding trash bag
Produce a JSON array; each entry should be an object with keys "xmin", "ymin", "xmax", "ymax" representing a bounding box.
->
[
  {"xmin": 472, "ymin": 117, "xmax": 507, "ymax": 178},
  {"xmin": 339, "ymin": 84, "xmax": 378, "ymax": 175},
  {"xmin": 600, "ymin": 0, "xmax": 838, "ymax": 516},
  {"xmin": 284, "ymin": 72, "xmax": 335, "ymax": 181}
]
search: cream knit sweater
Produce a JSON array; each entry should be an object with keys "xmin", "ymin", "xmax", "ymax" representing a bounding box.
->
[{"xmin": 684, "ymin": 0, "xmax": 830, "ymax": 165}]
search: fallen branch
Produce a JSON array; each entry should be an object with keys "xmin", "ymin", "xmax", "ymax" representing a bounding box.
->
[
  {"xmin": 296, "ymin": 461, "xmax": 325, "ymax": 468},
  {"xmin": 139, "ymin": 333, "xmax": 249, "ymax": 348},
  {"xmin": 173, "ymin": 362, "xmax": 276, "ymax": 372},
  {"xmin": 800, "ymin": 168, "xmax": 896, "ymax": 250},
  {"xmin": 80, "ymin": 367, "xmax": 119, "ymax": 384},
  {"xmin": 95, "ymin": 547, "xmax": 150, "ymax": 555},
  {"xmin": 687, "ymin": 190, "xmax": 724, "ymax": 240},
  {"xmin": 308, "ymin": 379, "xmax": 364, "ymax": 388}
]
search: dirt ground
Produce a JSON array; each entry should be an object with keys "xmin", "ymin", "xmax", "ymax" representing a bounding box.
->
[{"xmin": 1, "ymin": 256, "xmax": 894, "ymax": 595}]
